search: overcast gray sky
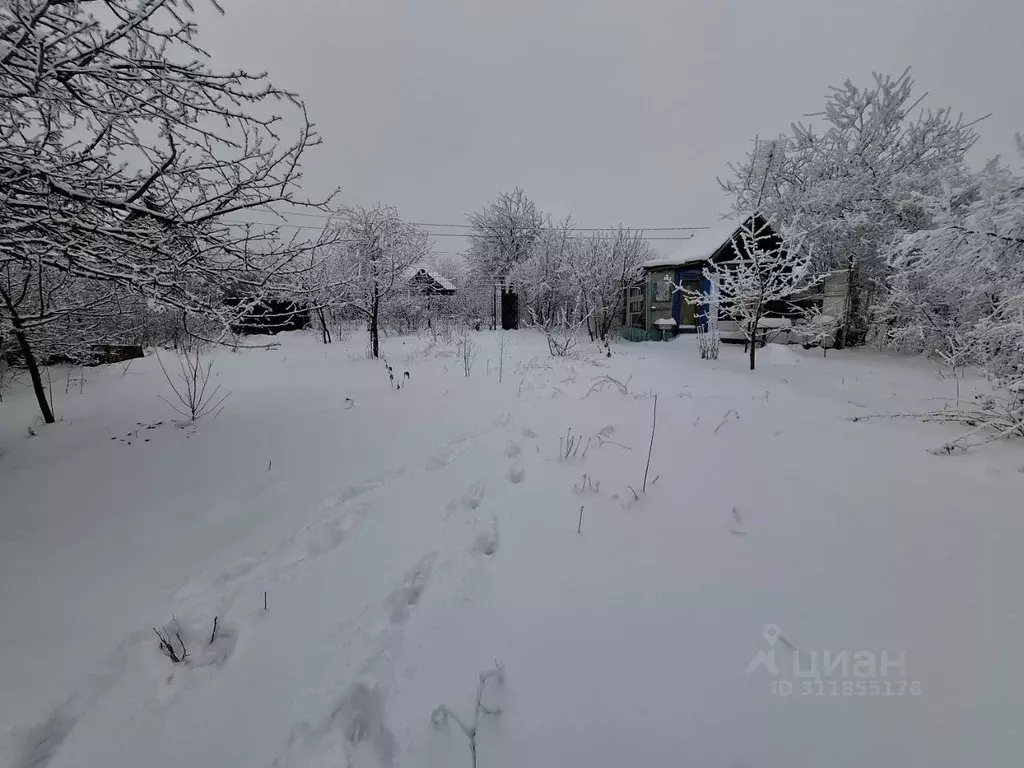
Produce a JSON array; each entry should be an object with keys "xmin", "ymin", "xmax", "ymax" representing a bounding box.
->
[{"xmin": 196, "ymin": 0, "xmax": 1024, "ymax": 255}]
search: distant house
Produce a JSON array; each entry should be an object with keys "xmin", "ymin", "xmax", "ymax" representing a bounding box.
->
[
  {"xmin": 225, "ymin": 295, "xmax": 311, "ymax": 336},
  {"xmin": 623, "ymin": 215, "xmax": 850, "ymax": 343},
  {"xmin": 406, "ymin": 268, "xmax": 456, "ymax": 296}
]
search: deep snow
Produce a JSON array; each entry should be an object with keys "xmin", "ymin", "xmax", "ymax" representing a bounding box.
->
[{"xmin": 1, "ymin": 330, "xmax": 1023, "ymax": 767}]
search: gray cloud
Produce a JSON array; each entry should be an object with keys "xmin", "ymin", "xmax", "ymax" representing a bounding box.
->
[{"xmin": 195, "ymin": 0, "xmax": 1024, "ymax": 253}]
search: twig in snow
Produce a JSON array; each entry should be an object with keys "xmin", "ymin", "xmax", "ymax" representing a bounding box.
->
[
  {"xmin": 560, "ymin": 427, "xmax": 587, "ymax": 459},
  {"xmin": 714, "ymin": 409, "xmax": 739, "ymax": 434},
  {"xmin": 585, "ymin": 374, "xmax": 632, "ymax": 398},
  {"xmin": 627, "ymin": 485, "xmax": 639, "ymax": 501},
  {"xmin": 578, "ymin": 505, "xmax": 584, "ymax": 534},
  {"xmin": 595, "ymin": 437, "xmax": 631, "ymax": 451},
  {"xmin": 728, "ymin": 507, "xmax": 747, "ymax": 536},
  {"xmin": 176, "ymin": 631, "xmax": 188, "ymax": 661},
  {"xmin": 267, "ymin": 459, "xmax": 272, "ymax": 471},
  {"xmin": 153, "ymin": 627, "xmax": 181, "ymax": 663},
  {"xmin": 209, "ymin": 616, "xmax": 218, "ymax": 645},
  {"xmin": 431, "ymin": 661, "xmax": 505, "ymax": 768},
  {"xmin": 264, "ymin": 591, "xmax": 267, "ymax": 611},
  {"xmin": 154, "ymin": 622, "xmax": 188, "ymax": 664},
  {"xmin": 642, "ymin": 394, "xmax": 658, "ymax": 492}
]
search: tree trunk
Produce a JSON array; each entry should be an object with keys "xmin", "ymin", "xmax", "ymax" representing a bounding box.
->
[
  {"xmin": 748, "ymin": 309, "xmax": 762, "ymax": 371},
  {"xmin": 13, "ymin": 320, "xmax": 55, "ymax": 423},
  {"xmin": 315, "ymin": 307, "xmax": 331, "ymax": 344},
  {"xmin": 370, "ymin": 290, "xmax": 380, "ymax": 359},
  {"xmin": 0, "ymin": 284, "xmax": 55, "ymax": 422}
]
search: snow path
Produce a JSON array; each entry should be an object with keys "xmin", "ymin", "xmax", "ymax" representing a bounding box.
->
[{"xmin": 2, "ymin": 332, "xmax": 1024, "ymax": 767}]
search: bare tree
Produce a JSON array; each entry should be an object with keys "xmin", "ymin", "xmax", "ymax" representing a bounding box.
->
[{"xmin": 0, "ymin": 0, "xmax": 334, "ymax": 421}]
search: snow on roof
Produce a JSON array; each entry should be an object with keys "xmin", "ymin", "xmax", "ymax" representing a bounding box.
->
[
  {"xmin": 405, "ymin": 267, "xmax": 456, "ymax": 292},
  {"xmin": 642, "ymin": 218, "xmax": 741, "ymax": 269},
  {"xmin": 424, "ymin": 270, "xmax": 455, "ymax": 292}
]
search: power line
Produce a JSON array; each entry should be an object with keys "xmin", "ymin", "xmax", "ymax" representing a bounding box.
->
[
  {"xmin": 225, "ymin": 218, "xmax": 702, "ymax": 240},
  {"xmin": 407, "ymin": 222, "xmax": 709, "ymax": 232},
  {"xmin": 250, "ymin": 208, "xmax": 709, "ymax": 232},
  {"xmin": 224, "ymin": 219, "xmax": 699, "ymax": 241}
]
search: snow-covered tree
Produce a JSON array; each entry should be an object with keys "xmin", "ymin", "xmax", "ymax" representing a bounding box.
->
[
  {"xmin": 878, "ymin": 143, "xmax": 1024, "ymax": 439},
  {"xmin": 676, "ymin": 216, "xmax": 819, "ymax": 371},
  {"xmin": 313, "ymin": 206, "xmax": 431, "ymax": 358},
  {"xmin": 573, "ymin": 227, "xmax": 653, "ymax": 342},
  {"xmin": 505, "ymin": 218, "xmax": 589, "ymax": 355},
  {"xmin": 0, "ymin": 0, "xmax": 332, "ymax": 421},
  {"xmin": 466, "ymin": 189, "xmax": 546, "ymax": 294},
  {"xmin": 510, "ymin": 217, "xmax": 576, "ymax": 328},
  {"xmin": 721, "ymin": 69, "xmax": 983, "ymax": 345}
]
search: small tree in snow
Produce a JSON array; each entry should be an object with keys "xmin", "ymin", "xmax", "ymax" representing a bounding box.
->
[
  {"xmin": 676, "ymin": 216, "xmax": 819, "ymax": 371},
  {"xmin": 156, "ymin": 348, "xmax": 231, "ymax": 422}
]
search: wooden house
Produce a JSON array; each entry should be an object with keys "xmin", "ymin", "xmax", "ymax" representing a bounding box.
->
[{"xmin": 623, "ymin": 215, "xmax": 850, "ymax": 343}]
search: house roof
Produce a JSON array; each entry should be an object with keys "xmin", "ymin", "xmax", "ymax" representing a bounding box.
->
[
  {"xmin": 642, "ymin": 218, "xmax": 742, "ymax": 269},
  {"xmin": 425, "ymin": 270, "xmax": 456, "ymax": 292},
  {"xmin": 406, "ymin": 267, "xmax": 456, "ymax": 292}
]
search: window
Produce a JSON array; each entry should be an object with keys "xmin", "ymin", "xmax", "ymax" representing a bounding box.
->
[{"xmin": 653, "ymin": 275, "xmax": 673, "ymax": 302}]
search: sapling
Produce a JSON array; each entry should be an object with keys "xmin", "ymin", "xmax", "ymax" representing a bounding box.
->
[
  {"xmin": 156, "ymin": 349, "xmax": 231, "ymax": 422},
  {"xmin": 642, "ymin": 394, "xmax": 658, "ymax": 492}
]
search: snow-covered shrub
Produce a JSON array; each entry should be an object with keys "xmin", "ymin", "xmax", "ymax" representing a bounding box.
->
[
  {"xmin": 695, "ymin": 323, "xmax": 720, "ymax": 360},
  {"xmin": 532, "ymin": 305, "xmax": 590, "ymax": 358},
  {"xmin": 871, "ymin": 142, "xmax": 1024, "ymax": 442},
  {"xmin": 794, "ymin": 312, "xmax": 838, "ymax": 357}
]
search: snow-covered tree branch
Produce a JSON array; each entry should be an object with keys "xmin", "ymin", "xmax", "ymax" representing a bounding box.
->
[{"xmin": 0, "ymin": 0, "xmax": 335, "ymax": 421}]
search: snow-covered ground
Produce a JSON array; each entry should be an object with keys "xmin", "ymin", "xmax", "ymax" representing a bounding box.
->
[{"xmin": 2, "ymin": 330, "xmax": 1022, "ymax": 768}]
